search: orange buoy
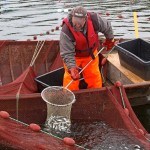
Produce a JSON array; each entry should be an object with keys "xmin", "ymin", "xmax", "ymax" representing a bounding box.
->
[
  {"xmin": 40, "ymin": 33, "xmax": 43, "ymax": 36},
  {"xmin": 138, "ymin": 129, "xmax": 145, "ymax": 135},
  {"xmin": 115, "ymin": 81, "xmax": 122, "ymax": 87},
  {"xmin": 63, "ymin": 137, "xmax": 75, "ymax": 146},
  {"xmin": 106, "ymin": 12, "xmax": 110, "ymax": 16},
  {"xmin": 101, "ymin": 58, "xmax": 107, "ymax": 66},
  {"xmin": 46, "ymin": 31, "xmax": 50, "ymax": 35},
  {"xmin": 124, "ymin": 108, "xmax": 129, "ymax": 116},
  {"xmin": 33, "ymin": 36, "xmax": 37, "ymax": 40},
  {"xmin": 29, "ymin": 123, "xmax": 41, "ymax": 132},
  {"xmin": 55, "ymin": 26, "xmax": 59, "ymax": 30},
  {"xmin": 37, "ymin": 144, "xmax": 46, "ymax": 150},
  {"xmin": 51, "ymin": 29, "xmax": 54, "ymax": 32},
  {"xmin": 0, "ymin": 111, "xmax": 10, "ymax": 119},
  {"xmin": 117, "ymin": 15, "xmax": 124, "ymax": 19}
]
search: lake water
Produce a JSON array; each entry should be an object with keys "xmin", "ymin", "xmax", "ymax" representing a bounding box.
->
[
  {"xmin": 70, "ymin": 121, "xmax": 145, "ymax": 150},
  {"xmin": 0, "ymin": 0, "xmax": 150, "ymax": 41},
  {"xmin": 42, "ymin": 120, "xmax": 145, "ymax": 150}
]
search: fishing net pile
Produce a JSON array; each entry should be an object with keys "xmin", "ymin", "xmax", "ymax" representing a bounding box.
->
[
  {"xmin": 0, "ymin": 116, "xmax": 83, "ymax": 150},
  {"xmin": 0, "ymin": 40, "xmax": 150, "ymax": 150},
  {"xmin": 0, "ymin": 83, "xmax": 150, "ymax": 150},
  {"xmin": 0, "ymin": 40, "xmax": 63, "ymax": 95}
]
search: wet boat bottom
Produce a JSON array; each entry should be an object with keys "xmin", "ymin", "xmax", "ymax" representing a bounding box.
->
[
  {"xmin": 133, "ymin": 104, "xmax": 150, "ymax": 133},
  {"xmin": 43, "ymin": 120, "xmax": 145, "ymax": 150}
]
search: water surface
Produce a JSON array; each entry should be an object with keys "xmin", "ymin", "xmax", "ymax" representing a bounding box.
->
[
  {"xmin": 0, "ymin": 0, "xmax": 150, "ymax": 41},
  {"xmin": 43, "ymin": 120, "xmax": 145, "ymax": 150}
]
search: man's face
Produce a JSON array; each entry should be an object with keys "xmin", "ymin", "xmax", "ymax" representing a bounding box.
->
[{"xmin": 72, "ymin": 16, "xmax": 86, "ymax": 32}]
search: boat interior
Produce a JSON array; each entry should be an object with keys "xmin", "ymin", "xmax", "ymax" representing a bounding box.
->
[{"xmin": 0, "ymin": 39, "xmax": 150, "ymax": 149}]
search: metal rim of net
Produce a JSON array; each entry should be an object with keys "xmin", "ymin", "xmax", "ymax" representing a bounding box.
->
[{"xmin": 41, "ymin": 86, "xmax": 76, "ymax": 107}]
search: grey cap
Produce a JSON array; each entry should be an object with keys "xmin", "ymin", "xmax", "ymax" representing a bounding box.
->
[{"xmin": 72, "ymin": 6, "xmax": 87, "ymax": 18}]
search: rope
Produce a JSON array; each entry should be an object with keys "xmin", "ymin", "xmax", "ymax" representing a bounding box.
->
[
  {"xmin": 106, "ymin": 86, "xmax": 150, "ymax": 143},
  {"xmin": 16, "ymin": 92, "xmax": 20, "ymax": 120},
  {"xmin": 8, "ymin": 45, "xmax": 15, "ymax": 81},
  {"xmin": 15, "ymin": 40, "xmax": 45, "ymax": 119},
  {"xmin": 35, "ymin": 40, "xmax": 55, "ymax": 74},
  {"xmin": 15, "ymin": 67, "xmax": 31, "ymax": 120},
  {"xmin": 118, "ymin": 86, "xmax": 126, "ymax": 109},
  {"xmin": 30, "ymin": 40, "xmax": 45, "ymax": 66},
  {"xmin": 30, "ymin": 40, "xmax": 42, "ymax": 64},
  {"xmin": 10, "ymin": 117, "xmax": 88, "ymax": 149}
]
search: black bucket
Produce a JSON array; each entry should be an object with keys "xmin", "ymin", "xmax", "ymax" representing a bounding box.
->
[
  {"xmin": 35, "ymin": 67, "xmax": 87, "ymax": 92},
  {"xmin": 116, "ymin": 38, "xmax": 150, "ymax": 80}
]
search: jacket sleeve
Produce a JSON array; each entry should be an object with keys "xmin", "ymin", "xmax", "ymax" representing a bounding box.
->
[
  {"xmin": 59, "ymin": 31, "xmax": 76, "ymax": 70},
  {"xmin": 91, "ymin": 13, "xmax": 114, "ymax": 40}
]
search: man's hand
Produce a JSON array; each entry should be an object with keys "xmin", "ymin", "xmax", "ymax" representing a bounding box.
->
[
  {"xmin": 102, "ymin": 39, "xmax": 119, "ymax": 51},
  {"xmin": 68, "ymin": 67, "xmax": 80, "ymax": 80}
]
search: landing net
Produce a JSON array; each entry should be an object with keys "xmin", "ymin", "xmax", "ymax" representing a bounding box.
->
[{"xmin": 41, "ymin": 86, "xmax": 75, "ymax": 134}]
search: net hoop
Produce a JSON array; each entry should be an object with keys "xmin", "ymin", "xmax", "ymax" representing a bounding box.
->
[{"xmin": 41, "ymin": 86, "xmax": 76, "ymax": 107}]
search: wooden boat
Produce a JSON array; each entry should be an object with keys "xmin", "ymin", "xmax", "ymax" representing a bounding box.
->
[{"xmin": 0, "ymin": 40, "xmax": 150, "ymax": 150}]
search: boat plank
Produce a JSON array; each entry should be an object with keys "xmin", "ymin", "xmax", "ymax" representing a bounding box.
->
[{"xmin": 106, "ymin": 51, "xmax": 148, "ymax": 84}]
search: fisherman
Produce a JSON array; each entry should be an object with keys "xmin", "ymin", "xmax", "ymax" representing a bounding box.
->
[{"xmin": 60, "ymin": 6, "xmax": 116, "ymax": 90}]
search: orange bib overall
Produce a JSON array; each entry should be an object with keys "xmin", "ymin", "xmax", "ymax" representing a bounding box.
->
[{"xmin": 63, "ymin": 49, "xmax": 102, "ymax": 90}]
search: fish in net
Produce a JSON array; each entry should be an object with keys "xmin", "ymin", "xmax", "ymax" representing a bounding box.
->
[{"xmin": 41, "ymin": 86, "xmax": 75, "ymax": 135}]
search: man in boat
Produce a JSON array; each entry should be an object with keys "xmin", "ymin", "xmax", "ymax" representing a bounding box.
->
[{"xmin": 60, "ymin": 6, "xmax": 115, "ymax": 90}]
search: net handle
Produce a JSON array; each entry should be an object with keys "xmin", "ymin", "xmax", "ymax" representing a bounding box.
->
[{"xmin": 65, "ymin": 47, "xmax": 106, "ymax": 89}]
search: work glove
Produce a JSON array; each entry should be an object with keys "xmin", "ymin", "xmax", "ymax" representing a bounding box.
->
[
  {"xmin": 68, "ymin": 67, "xmax": 80, "ymax": 80},
  {"xmin": 102, "ymin": 39, "xmax": 119, "ymax": 51}
]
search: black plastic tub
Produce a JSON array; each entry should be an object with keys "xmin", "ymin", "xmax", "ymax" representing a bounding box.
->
[
  {"xmin": 35, "ymin": 67, "xmax": 87, "ymax": 92},
  {"xmin": 35, "ymin": 67, "xmax": 64, "ymax": 92},
  {"xmin": 116, "ymin": 38, "xmax": 150, "ymax": 80}
]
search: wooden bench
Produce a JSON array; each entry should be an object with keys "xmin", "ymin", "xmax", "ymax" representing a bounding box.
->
[{"xmin": 106, "ymin": 50, "xmax": 148, "ymax": 85}]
